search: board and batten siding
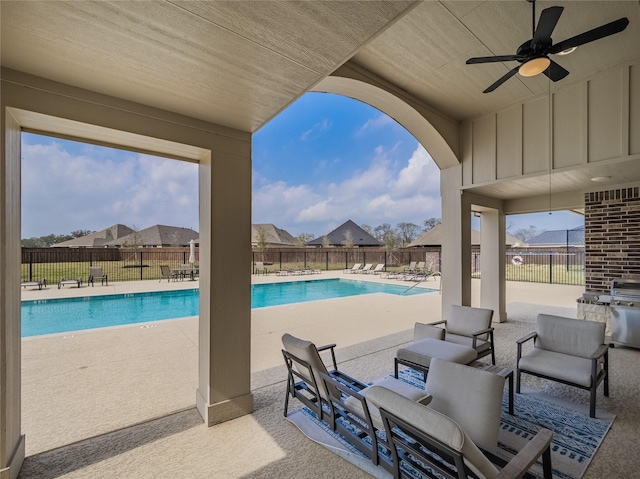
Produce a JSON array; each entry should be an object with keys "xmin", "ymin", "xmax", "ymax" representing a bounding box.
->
[{"xmin": 461, "ymin": 60, "xmax": 639, "ymax": 185}]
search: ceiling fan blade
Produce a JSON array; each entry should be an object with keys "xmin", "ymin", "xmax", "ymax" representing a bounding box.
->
[
  {"xmin": 466, "ymin": 55, "xmax": 523, "ymax": 65},
  {"xmin": 549, "ymin": 17, "xmax": 629, "ymax": 54},
  {"xmin": 483, "ymin": 65, "xmax": 520, "ymax": 93},
  {"xmin": 532, "ymin": 6, "xmax": 564, "ymax": 48},
  {"xmin": 544, "ymin": 60, "xmax": 570, "ymax": 82}
]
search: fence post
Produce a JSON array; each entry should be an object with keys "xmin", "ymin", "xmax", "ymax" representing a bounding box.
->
[
  {"xmin": 279, "ymin": 251, "xmax": 282, "ymax": 270},
  {"xmin": 345, "ymin": 252, "xmax": 348, "ymax": 269},
  {"xmin": 326, "ymin": 251, "xmax": 328, "ymax": 271},
  {"xmin": 304, "ymin": 250, "xmax": 307, "ymax": 269},
  {"xmin": 29, "ymin": 251, "xmax": 33, "ymax": 281},
  {"xmin": 140, "ymin": 250, "xmax": 144, "ymax": 280},
  {"xmin": 549, "ymin": 254, "xmax": 553, "ymax": 284}
]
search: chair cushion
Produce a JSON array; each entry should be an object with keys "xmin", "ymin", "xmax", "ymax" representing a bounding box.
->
[
  {"xmin": 536, "ymin": 314, "xmax": 605, "ymax": 359},
  {"xmin": 343, "ymin": 376, "xmax": 430, "ymax": 430},
  {"xmin": 281, "ymin": 334, "xmax": 339, "ymax": 400},
  {"xmin": 519, "ymin": 348, "xmax": 598, "ymax": 387},
  {"xmin": 446, "ymin": 305, "xmax": 493, "ymax": 338},
  {"xmin": 397, "ymin": 338, "xmax": 477, "ymax": 367},
  {"xmin": 366, "ymin": 385, "xmax": 499, "ymax": 479},
  {"xmin": 426, "ymin": 358, "xmax": 504, "ymax": 452}
]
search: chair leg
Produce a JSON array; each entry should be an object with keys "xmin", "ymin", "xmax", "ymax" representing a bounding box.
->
[
  {"xmin": 590, "ymin": 386, "xmax": 596, "ymax": 418},
  {"xmin": 394, "ymin": 358, "xmax": 399, "ymax": 379},
  {"xmin": 283, "ymin": 378, "xmax": 292, "ymax": 417},
  {"xmin": 516, "ymin": 368, "xmax": 521, "ymax": 394},
  {"xmin": 542, "ymin": 444, "xmax": 553, "ymax": 479},
  {"xmin": 604, "ymin": 352, "xmax": 610, "ymax": 397}
]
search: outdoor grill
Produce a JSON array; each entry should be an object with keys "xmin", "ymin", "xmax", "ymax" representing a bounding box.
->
[{"xmin": 610, "ymin": 278, "xmax": 640, "ymax": 349}]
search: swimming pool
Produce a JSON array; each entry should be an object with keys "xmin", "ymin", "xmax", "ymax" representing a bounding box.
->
[{"xmin": 21, "ymin": 278, "xmax": 432, "ymax": 337}]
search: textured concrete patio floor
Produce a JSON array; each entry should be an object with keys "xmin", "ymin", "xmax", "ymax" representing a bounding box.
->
[{"xmin": 21, "ymin": 273, "xmax": 584, "ymax": 458}]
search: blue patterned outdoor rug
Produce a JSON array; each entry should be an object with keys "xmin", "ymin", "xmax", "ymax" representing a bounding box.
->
[{"xmin": 287, "ymin": 369, "xmax": 615, "ymax": 479}]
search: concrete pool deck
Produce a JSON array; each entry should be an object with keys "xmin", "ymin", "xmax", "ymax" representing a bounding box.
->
[{"xmin": 20, "ymin": 272, "xmax": 584, "ymax": 459}]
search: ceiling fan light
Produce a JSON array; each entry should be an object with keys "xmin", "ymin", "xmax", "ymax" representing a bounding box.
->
[
  {"xmin": 519, "ymin": 57, "xmax": 551, "ymax": 77},
  {"xmin": 558, "ymin": 46, "xmax": 577, "ymax": 56}
]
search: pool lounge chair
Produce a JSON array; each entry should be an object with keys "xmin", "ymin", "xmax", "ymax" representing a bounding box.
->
[
  {"xmin": 367, "ymin": 263, "xmax": 385, "ymax": 274},
  {"xmin": 356, "ymin": 263, "xmax": 373, "ymax": 274},
  {"xmin": 343, "ymin": 263, "xmax": 362, "ymax": 274},
  {"xmin": 58, "ymin": 277, "xmax": 82, "ymax": 288},
  {"xmin": 21, "ymin": 278, "xmax": 46, "ymax": 290},
  {"xmin": 403, "ymin": 261, "xmax": 417, "ymax": 273}
]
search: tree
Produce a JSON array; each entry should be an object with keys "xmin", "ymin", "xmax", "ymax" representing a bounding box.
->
[
  {"xmin": 360, "ymin": 224, "xmax": 373, "ymax": 235},
  {"xmin": 322, "ymin": 235, "xmax": 331, "ymax": 248},
  {"xmin": 396, "ymin": 222, "xmax": 421, "ymax": 247},
  {"xmin": 342, "ymin": 229, "xmax": 354, "ymax": 248},
  {"xmin": 373, "ymin": 223, "xmax": 400, "ymax": 250},
  {"xmin": 121, "ymin": 224, "xmax": 144, "ymax": 247},
  {"xmin": 70, "ymin": 229, "xmax": 94, "ymax": 238},
  {"xmin": 296, "ymin": 233, "xmax": 314, "ymax": 246},
  {"xmin": 513, "ymin": 225, "xmax": 541, "ymax": 243},
  {"xmin": 254, "ymin": 226, "xmax": 268, "ymax": 251},
  {"xmin": 21, "ymin": 229, "xmax": 95, "ymax": 247},
  {"xmin": 422, "ymin": 217, "xmax": 441, "ymax": 231}
]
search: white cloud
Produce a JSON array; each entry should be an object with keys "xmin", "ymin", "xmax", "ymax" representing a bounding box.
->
[
  {"xmin": 252, "ymin": 144, "xmax": 442, "ymax": 237},
  {"xmin": 21, "ymin": 142, "xmax": 198, "ymax": 237},
  {"xmin": 300, "ymin": 118, "xmax": 331, "ymax": 141},
  {"xmin": 355, "ymin": 114, "xmax": 396, "ymax": 136}
]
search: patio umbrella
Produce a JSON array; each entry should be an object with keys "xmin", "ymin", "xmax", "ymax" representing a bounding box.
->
[{"xmin": 189, "ymin": 239, "xmax": 196, "ymax": 267}]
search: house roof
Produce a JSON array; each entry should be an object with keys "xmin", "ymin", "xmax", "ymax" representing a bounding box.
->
[
  {"xmin": 308, "ymin": 220, "xmax": 382, "ymax": 247},
  {"xmin": 526, "ymin": 226, "xmax": 585, "ymax": 247},
  {"xmin": 408, "ymin": 224, "xmax": 521, "ymax": 247},
  {"xmin": 252, "ymin": 224, "xmax": 297, "ymax": 247},
  {"xmin": 52, "ymin": 224, "xmax": 134, "ymax": 247},
  {"xmin": 107, "ymin": 225, "xmax": 199, "ymax": 247}
]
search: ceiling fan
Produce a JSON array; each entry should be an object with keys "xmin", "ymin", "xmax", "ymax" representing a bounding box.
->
[{"xmin": 466, "ymin": 0, "xmax": 629, "ymax": 93}]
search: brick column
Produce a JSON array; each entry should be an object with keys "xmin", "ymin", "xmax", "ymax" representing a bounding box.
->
[{"xmin": 585, "ymin": 187, "xmax": 640, "ymax": 293}]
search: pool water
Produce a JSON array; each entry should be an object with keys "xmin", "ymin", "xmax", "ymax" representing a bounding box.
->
[{"xmin": 21, "ymin": 278, "xmax": 432, "ymax": 337}]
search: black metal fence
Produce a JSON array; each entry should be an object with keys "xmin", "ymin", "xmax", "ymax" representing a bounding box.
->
[
  {"xmin": 21, "ymin": 245, "xmax": 585, "ymax": 286},
  {"xmin": 21, "ymin": 247, "xmax": 199, "ymax": 285},
  {"xmin": 472, "ymin": 246, "xmax": 585, "ymax": 285},
  {"xmin": 251, "ymin": 247, "xmax": 442, "ymax": 274}
]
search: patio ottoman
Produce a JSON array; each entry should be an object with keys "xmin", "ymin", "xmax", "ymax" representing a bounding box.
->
[{"xmin": 394, "ymin": 338, "xmax": 478, "ymax": 381}]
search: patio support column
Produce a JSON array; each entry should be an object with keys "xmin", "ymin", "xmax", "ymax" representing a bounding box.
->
[
  {"xmin": 1, "ymin": 105, "xmax": 26, "ymax": 478},
  {"xmin": 441, "ymin": 166, "xmax": 472, "ymax": 317},
  {"xmin": 196, "ymin": 144, "xmax": 253, "ymax": 426},
  {"xmin": 480, "ymin": 209, "xmax": 506, "ymax": 322}
]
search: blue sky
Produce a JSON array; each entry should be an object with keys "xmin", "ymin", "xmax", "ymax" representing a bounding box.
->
[{"xmin": 21, "ymin": 92, "xmax": 582, "ymax": 239}]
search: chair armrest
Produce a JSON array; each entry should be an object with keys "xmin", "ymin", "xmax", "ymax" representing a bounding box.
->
[
  {"xmin": 471, "ymin": 327, "xmax": 494, "ymax": 349},
  {"xmin": 590, "ymin": 344, "xmax": 610, "ymax": 360},
  {"xmin": 516, "ymin": 331, "xmax": 537, "ymax": 345},
  {"xmin": 317, "ymin": 343, "xmax": 336, "ymax": 352},
  {"xmin": 471, "ymin": 327, "xmax": 494, "ymax": 337},
  {"xmin": 429, "ymin": 320, "xmax": 447, "ymax": 326},
  {"xmin": 495, "ymin": 428, "xmax": 553, "ymax": 479},
  {"xmin": 317, "ymin": 343, "xmax": 338, "ymax": 371},
  {"xmin": 516, "ymin": 332, "xmax": 537, "ymax": 362}
]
